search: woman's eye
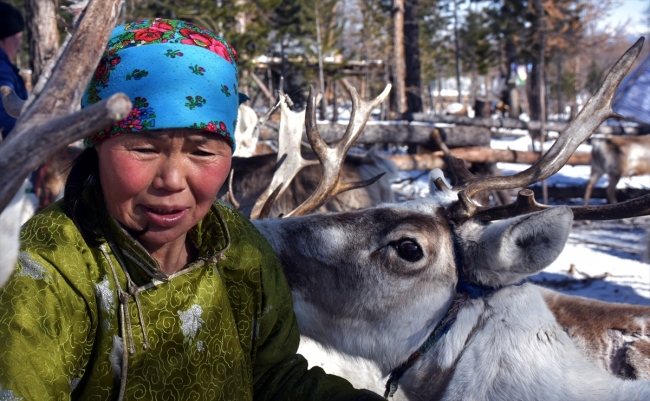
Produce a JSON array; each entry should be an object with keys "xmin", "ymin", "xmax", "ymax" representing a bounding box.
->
[
  {"xmin": 192, "ymin": 150, "xmax": 214, "ymax": 157},
  {"xmin": 134, "ymin": 148, "xmax": 156, "ymax": 154},
  {"xmin": 391, "ymin": 239, "xmax": 423, "ymax": 262}
]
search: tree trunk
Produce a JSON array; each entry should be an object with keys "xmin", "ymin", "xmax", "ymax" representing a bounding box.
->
[
  {"xmin": 392, "ymin": 0, "xmax": 407, "ymax": 114},
  {"xmin": 25, "ymin": 0, "xmax": 60, "ymax": 86},
  {"xmin": 533, "ymin": 0, "xmax": 547, "ymax": 203},
  {"xmin": 504, "ymin": 34, "xmax": 519, "ymax": 117},
  {"xmin": 404, "ymin": 0, "xmax": 422, "ymax": 113},
  {"xmin": 556, "ymin": 54, "xmax": 562, "ymax": 117},
  {"xmin": 453, "ymin": 0, "xmax": 462, "ymax": 104},
  {"xmin": 528, "ymin": 0, "xmax": 546, "ymax": 144}
]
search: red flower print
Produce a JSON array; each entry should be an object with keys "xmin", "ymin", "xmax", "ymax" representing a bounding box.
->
[
  {"xmin": 211, "ymin": 41, "xmax": 232, "ymax": 62},
  {"xmin": 179, "ymin": 28, "xmax": 232, "ymax": 62},
  {"xmin": 129, "ymin": 108, "xmax": 142, "ymax": 118},
  {"xmin": 206, "ymin": 122, "xmax": 217, "ymax": 132},
  {"xmin": 134, "ymin": 29, "xmax": 162, "ymax": 42},
  {"xmin": 128, "ymin": 120, "xmax": 143, "ymax": 131},
  {"xmin": 109, "ymin": 56, "xmax": 121, "ymax": 66},
  {"xmin": 150, "ymin": 21, "xmax": 173, "ymax": 32},
  {"xmin": 94, "ymin": 64, "xmax": 108, "ymax": 80},
  {"xmin": 119, "ymin": 117, "xmax": 142, "ymax": 132},
  {"xmin": 219, "ymin": 122, "xmax": 227, "ymax": 131}
]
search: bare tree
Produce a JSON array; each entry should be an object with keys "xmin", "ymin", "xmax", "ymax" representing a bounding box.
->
[{"xmin": 404, "ymin": 0, "xmax": 422, "ymax": 113}]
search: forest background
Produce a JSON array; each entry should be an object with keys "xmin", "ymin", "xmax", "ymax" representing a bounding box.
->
[{"xmin": 4, "ymin": 0, "xmax": 650, "ymax": 124}]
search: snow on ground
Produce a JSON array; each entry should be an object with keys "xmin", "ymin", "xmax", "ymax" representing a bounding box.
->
[{"xmin": 391, "ymin": 134, "xmax": 650, "ymax": 306}]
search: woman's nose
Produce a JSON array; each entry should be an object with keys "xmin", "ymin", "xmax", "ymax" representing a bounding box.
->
[{"xmin": 152, "ymin": 157, "xmax": 186, "ymax": 192}]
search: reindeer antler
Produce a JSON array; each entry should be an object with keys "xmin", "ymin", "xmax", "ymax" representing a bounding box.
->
[
  {"xmin": 0, "ymin": 0, "xmax": 131, "ymax": 213},
  {"xmin": 249, "ymin": 93, "xmax": 320, "ymax": 219},
  {"xmin": 434, "ymin": 37, "xmax": 647, "ymax": 222},
  {"xmin": 283, "ymin": 82, "xmax": 391, "ymax": 217}
]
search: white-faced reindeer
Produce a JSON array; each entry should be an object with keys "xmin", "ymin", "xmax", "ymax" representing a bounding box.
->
[
  {"xmin": 584, "ymin": 135, "xmax": 650, "ymax": 205},
  {"xmin": 2, "ymin": 3, "xmax": 650, "ymax": 399},
  {"xmin": 249, "ymin": 38, "xmax": 650, "ymax": 400}
]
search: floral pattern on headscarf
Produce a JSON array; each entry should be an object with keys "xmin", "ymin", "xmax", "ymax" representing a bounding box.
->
[{"xmin": 81, "ymin": 19, "xmax": 241, "ymax": 152}]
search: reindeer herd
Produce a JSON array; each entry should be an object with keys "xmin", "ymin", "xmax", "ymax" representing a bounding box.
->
[{"xmin": 1, "ymin": 1, "xmax": 650, "ymax": 400}]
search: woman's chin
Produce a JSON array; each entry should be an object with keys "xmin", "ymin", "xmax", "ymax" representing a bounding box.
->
[{"xmin": 136, "ymin": 229, "xmax": 188, "ymax": 252}]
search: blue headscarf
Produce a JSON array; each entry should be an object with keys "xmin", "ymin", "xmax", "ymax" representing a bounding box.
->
[{"xmin": 82, "ymin": 19, "xmax": 242, "ymax": 151}]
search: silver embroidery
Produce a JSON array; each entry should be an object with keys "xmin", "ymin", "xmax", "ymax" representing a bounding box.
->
[
  {"xmin": 197, "ymin": 340, "xmax": 205, "ymax": 352},
  {"xmin": 0, "ymin": 390, "xmax": 23, "ymax": 401},
  {"xmin": 16, "ymin": 252, "xmax": 49, "ymax": 281},
  {"xmin": 102, "ymin": 319, "xmax": 111, "ymax": 331},
  {"xmin": 109, "ymin": 336, "xmax": 123, "ymax": 381},
  {"xmin": 70, "ymin": 377, "xmax": 81, "ymax": 391},
  {"xmin": 178, "ymin": 304, "xmax": 204, "ymax": 343},
  {"xmin": 94, "ymin": 275, "xmax": 115, "ymax": 315}
]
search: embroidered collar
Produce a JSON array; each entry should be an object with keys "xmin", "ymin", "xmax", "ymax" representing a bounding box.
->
[{"xmin": 383, "ymin": 229, "xmax": 526, "ymax": 398}]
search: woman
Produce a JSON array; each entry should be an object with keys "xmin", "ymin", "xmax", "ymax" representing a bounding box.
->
[{"xmin": 0, "ymin": 19, "xmax": 381, "ymax": 401}]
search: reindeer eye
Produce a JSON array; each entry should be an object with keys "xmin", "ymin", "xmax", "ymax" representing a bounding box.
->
[{"xmin": 392, "ymin": 239, "xmax": 423, "ymax": 262}]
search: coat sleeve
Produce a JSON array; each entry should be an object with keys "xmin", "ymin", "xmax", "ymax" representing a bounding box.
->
[
  {"xmin": 0, "ymin": 244, "xmax": 93, "ymax": 399},
  {"xmin": 250, "ymin": 242, "xmax": 382, "ymax": 401},
  {"xmin": 0, "ymin": 61, "xmax": 18, "ymax": 136}
]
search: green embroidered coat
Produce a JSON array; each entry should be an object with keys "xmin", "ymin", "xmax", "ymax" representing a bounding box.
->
[{"xmin": 0, "ymin": 191, "xmax": 374, "ymax": 400}]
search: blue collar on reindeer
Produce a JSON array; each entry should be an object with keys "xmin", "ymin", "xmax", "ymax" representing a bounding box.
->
[{"xmin": 383, "ymin": 229, "xmax": 527, "ymax": 399}]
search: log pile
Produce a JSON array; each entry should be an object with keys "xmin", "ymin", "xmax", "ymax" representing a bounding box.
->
[
  {"xmin": 387, "ymin": 147, "xmax": 590, "ymax": 171},
  {"xmin": 259, "ymin": 121, "xmax": 491, "ymax": 148},
  {"xmin": 409, "ymin": 113, "xmax": 650, "ymax": 135}
]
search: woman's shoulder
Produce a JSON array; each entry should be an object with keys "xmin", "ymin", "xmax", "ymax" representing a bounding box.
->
[
  {"xmin": 21, "ymin": 200, "xmax": 85, "ymax": 247},
  {"xmin": 18, "ymin": 201, "xmax": 101, "ymax": 286},
  {"xmin": 213, "ymin": 200, "xmax": 270, "ymax": 246},
  {"xmin": 9, "ymin": 201, "xmax": 102, "ymax": 300},
  {"xmin": 211, "ymin": 200, "xmax": 279, "ymax": 267}
]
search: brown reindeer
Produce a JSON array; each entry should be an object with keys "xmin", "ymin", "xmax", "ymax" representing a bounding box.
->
[{"xmin": 584, "ymin": 135, "xmax": 650, "ymax": 205}]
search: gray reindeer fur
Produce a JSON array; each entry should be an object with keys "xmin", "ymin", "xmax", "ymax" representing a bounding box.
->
[{"xmin": 254, "ymin": 196, "xmax": 650, "ymax": 401}]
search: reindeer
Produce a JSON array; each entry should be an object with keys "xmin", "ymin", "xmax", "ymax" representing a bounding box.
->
[
  {"xmin": 1, "ymin": 2, "xmax": 650, "ymax": 398},
  {"xmin": 248, "ymin": 38, "xmax": 650, "ymax": 400},
  {"xmin": 584, "ymin": 135, "xmax": 650, "ymax": 205}
]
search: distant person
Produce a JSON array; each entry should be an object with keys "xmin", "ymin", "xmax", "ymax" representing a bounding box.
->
[{"xmin": 0, "ymin": 2, "xmax": 27, "ymax": 140}]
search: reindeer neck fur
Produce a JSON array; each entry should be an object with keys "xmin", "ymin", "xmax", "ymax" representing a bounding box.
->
[{"xmin": 401, "ymin": 282, "xmax": 650, "ymax": 401}]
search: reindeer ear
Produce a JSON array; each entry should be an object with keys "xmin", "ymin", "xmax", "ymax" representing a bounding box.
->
[{"xmin": 461, "ymin": 206, "xmax": 573, "ymax": 286}]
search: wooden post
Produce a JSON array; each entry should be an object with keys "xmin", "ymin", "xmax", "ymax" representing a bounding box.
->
[{"xmin": 392, "ymin": 0, "xmax": 407, "ymax": 114}]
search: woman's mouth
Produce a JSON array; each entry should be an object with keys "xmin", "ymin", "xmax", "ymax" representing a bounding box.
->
[{"xmin": 141, "ymin": 205, "xmax": 189, "ymax": 227}]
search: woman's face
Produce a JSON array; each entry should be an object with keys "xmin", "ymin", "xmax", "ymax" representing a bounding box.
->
[{"xmin": 96, "ymin": 128, "xmax": 232, "ymax": 252}]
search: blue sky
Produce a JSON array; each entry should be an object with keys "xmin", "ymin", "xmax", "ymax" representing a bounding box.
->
[{"xmin": 602, "ymin": 0, "xmax": 647, "ymax": 35}]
